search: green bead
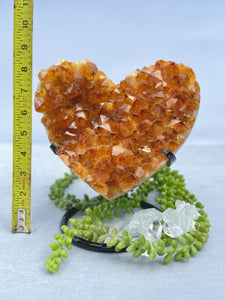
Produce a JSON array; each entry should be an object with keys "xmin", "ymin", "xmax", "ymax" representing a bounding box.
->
[
  {"xmin": 164, "ymin": 253, "xmax": 173, "ymax": 264},
  {"xmin": 46, "ymin": 258, "xmax": 51, "ymax": 264},
  {"xmin": 149, "ymin": 252, "xmax": 156, "ymax": 260},
  {"xmin": 98, "ymin": 235, "xmax": 107, "ymax": 244},
  {"xmin": 122, "ymin": 236, "xmax": 131, "ymax": 245},
  {"xmin": 50, "ymin": 243, "xmax": 59, "ymax": 251},
  {"xmin": 65, "ymin": 237, "xmax": 72, "ymax": 244},
  {"xmin": 161, "ymin": 205, "xmax": 167, "ymax": 211},
  {"xmin": 199, "ymin": 210, "xmax": 207, "ymax": 217},
  {"xmin": 97, "ymin": 220, "xmax": 103, "ymax": 227},
  {"xmin": 144, "ymin": 240, "xmax": 151, "ymax": 251},
  {"xmin": 196, "ymin": 202, "xmax": 204, "ymax": 208},
  {"xmin": 189, "ymin": 231, "xmax": 196, "ymax": 236},
  {"xmin": 57, "ymin": 239, "xmax": 63, "ymax": 246},
  {"xmin": 69, "ymin": 218, "xmax": 77, "ymax": 227},
  {"xmin": 128, "ymin": 233, "xmax": 133, "ymax": 242},
  {"xmin": 158, "ymin": 240, "xmax": 165, "ymax": 249},
  {"xmin": 86, "ymin": 208, "xmax": 93, "ymax": 217},
  {"xmin": 198, "ymin": 215, "xmax": 206, "ymax": 222},
  {"xmin": 125, "ymin": 207, "xmax": 132, "ymax": 214},
  {"xmin": 55, "ymin": 257, "xmax": 61, "ymax": 264},
  {"xmin": 190, "ymin": 245, "xmax": 197, "ymax": 256},
  {"xmin": 178, "ymin": 236, "xmax": 187, "ymax": 245},
  {"xmin": 53, "ymin": 234, "xmax": 61, "ymax": 240},
  {"xmin": 52, "ymin": 251, "xmax": 58, "ymax": 258},
  {"xmin": 53, "ymin": 263, "xmax": 59, "ymax": 270},
  {"xmin": 115, "ymin": 241, "xmax": 127, "ymax": 252},
  {"xmin": 175, "ymin": 251, "xmax": 183, "ymax": 261},
  {"xmin": 185, "ymin": 233, "xmax": 194, "ymax": 243},
  {"xmin": 126, "ymin": 244, "xmax": 137, "ymax": 252},
  {"xmin": 70, "ymin": 229, "xmax": 78, "ymax": 237},
  {"xmin": 133, "ymin": 240, "xmax": 140, "ymax": 247},
  {"xmin": 99, "ymin": 211, "xmax": 105, "ymax": 220},
  {"xmin": 94, "ymin": 206, "xmax": 99, "ymax": 215},
  {"xmin": 106, "ymin": 210, "xmax": 112, "ymax": 220},
  {"xmin": 195, "ymin": 241, "xmax": 203, "ymax": 250},
  {"xmin": 59, "ymin": 249, "xmax": 68, "ymax": 258},
  {"xmin": 183, "ymin": 250, "xmax": 190, "ymax": 260},
  {"xmin": 122, "ymin": 229, "xmax": 128, "ymax": 237},
  {"xmin": 138, "ymin": 234, "xmax": 145, "ymax": 245},
  {"xmin": 199, "ymin": 236, "xmax": 208, "ymax": 243},
  {"xmin": 133, "ymin": 249, "xmax": 143, "ymax": 258},
  {"xmin": 152, "ymin": 241, "xmax": 159, "ymax": 250},
  {"xmin": 111, "ymin": 228, "xmax": 118, "ymax": 235},
  {"xmin": 65, "ymin": 244, "xmax": 72, "ymax": 250},
  {"xmin": 157, "ymin": 247, "xmax": 165, "ymax": 256},
  {"xmin": 167, "ymin": 247, "xmax": 175, "ymax": 254},
  {"xmin": 107, "ymin": 238, "xmax": 118, "ymax": 248},
  {"xmin": 171, "ymin": 240, "xmax": 178, "ymax": 249},
  {"xmin": 104, "ymin": 223, "xmax": 110, "ymax": 232}
]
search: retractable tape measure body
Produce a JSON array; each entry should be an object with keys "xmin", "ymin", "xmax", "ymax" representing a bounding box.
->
[{"xmin": 12, "ymin": 0, "xmax": 33, "ymax": 233}]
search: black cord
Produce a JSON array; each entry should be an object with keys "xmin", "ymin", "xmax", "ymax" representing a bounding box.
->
[{"xmin": 60, "ymin": 201, "xmax": 160, "ymax": 253}]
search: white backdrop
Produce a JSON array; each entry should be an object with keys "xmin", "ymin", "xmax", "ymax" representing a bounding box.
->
[{"xmin": 1, "ymin": 0, "xmax": 225, "ymax": 144}]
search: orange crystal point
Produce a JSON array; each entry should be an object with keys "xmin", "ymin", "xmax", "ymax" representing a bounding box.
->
[{"xmin": 34, "ymin": 59, "xmax": 200, "ymax": 200}]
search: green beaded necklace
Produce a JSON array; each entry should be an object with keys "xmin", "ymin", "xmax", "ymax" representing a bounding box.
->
[{"xmin": 46, "ymin": 166, "xmax": 210, "ymax": 273}]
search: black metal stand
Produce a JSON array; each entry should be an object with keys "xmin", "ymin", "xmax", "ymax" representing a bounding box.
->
[
  {"xmin": 54, "ymin": 144, "xmax": 176, "ymax": 253},
  {"xmin": 50, "ymin": 142, "xmax": 58, "ymax": 155},
  {"xmin": 163, "ymin": 148, "xmax": 176, "ymax": 166}
]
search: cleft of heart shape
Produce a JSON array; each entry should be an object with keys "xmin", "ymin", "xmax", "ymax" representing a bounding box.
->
[{"xmin": 34, "ymin": 59, "xmax": 200, "ymax": 200}]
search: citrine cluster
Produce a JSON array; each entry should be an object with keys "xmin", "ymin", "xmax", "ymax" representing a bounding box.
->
[{"xmin": 35, "ymin": 59, "xmax": 200, "ymax": 200}]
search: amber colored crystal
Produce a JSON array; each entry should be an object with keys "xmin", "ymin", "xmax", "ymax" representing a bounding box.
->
[{"xmin": 34, "ymin": 59, "xmax": 200, "ymax": 200}]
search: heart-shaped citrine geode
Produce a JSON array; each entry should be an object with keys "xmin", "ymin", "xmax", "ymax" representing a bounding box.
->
[{"xmin": 34, "ymin": 59, "xmax": 200, "ymax": 200}]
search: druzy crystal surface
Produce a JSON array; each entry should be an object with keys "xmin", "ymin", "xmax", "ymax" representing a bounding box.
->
[{"xmin": 34, "ymin": 59, "xmax": 200, "ymax": 200}]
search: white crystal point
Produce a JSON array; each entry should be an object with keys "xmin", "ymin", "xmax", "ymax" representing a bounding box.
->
[
  {"xmin": 121, "ymin": 208, "xmax": 163, "ymax": 242},
  {"xmin": 163, "ymin": 200, "xmax": 200, "ymax": 238},
  {"xmin": 162, "ymin": 208, "xmax": 185, "ymax": 238}
]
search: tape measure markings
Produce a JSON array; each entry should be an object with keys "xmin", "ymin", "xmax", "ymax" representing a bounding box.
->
[{"xmin": 12, "ymin": 0, "xmax": 33, "ymax": 233}]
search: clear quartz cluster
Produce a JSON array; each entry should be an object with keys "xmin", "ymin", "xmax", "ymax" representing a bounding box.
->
[
  {"xmin": 163, "ymin": 200, "xmax": 200, "ymax": 238},
  {"xmin": 121, "ymin": 208, "xmax": 163, "ymax": 242},
  {"xmin": 34, "ymin": 59, "xmax": 200, "ymax": 200},
  {"xmin": 121, "ymin": 200, "xmax": 200, "ymax": 241}
]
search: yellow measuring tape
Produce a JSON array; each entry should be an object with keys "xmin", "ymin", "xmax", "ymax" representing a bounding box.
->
[{"xmin": 12, "ymin": 0, "xmax": 33, "ymax": 233}]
